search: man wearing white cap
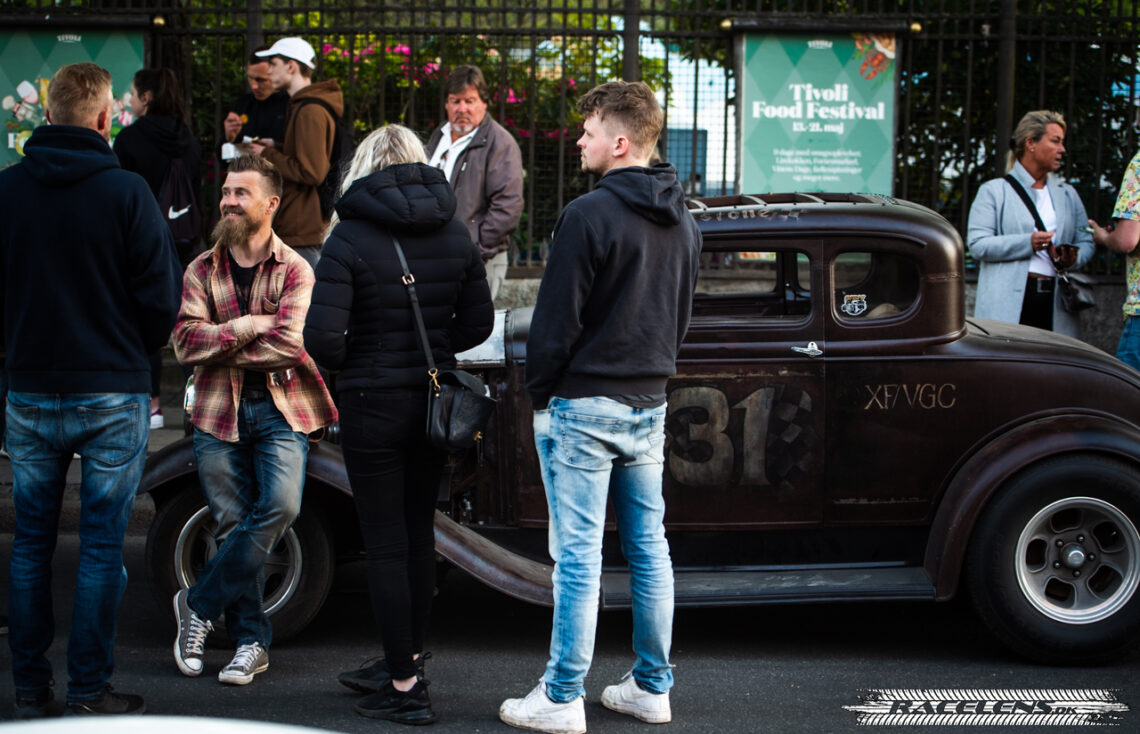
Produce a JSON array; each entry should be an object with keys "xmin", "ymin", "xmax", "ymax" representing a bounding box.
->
[{"xmin": 249, "ymin": 37, "xmax": 343, "ymax": 268}]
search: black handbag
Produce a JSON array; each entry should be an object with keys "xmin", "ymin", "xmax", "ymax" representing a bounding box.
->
[
  {"xmin": 391, "ymin": 236, "xmax": 496, "ymax": 450},
  {"xmin": 1057, "ymin": 270, "xmax": 1097, "ymax": 313},
  {"xmin": 1003, "ymin": 174, "xmax": 1095, "ymax": 314}
]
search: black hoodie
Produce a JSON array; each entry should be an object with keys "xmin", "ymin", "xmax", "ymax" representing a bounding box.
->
[
  {"xmin": 525, "ymin": 164, "xmax": 702, "ymax": 410},
  {"xmin": 112, "ymin": 113, "xmax": 202, "ymax": 203},
  {"xmin": 304, "ymin": 163, "xmax": 494, "ymax": 391},
  {"xmin": 0, "ymin": 125, "xmax": 183, "ymax": 393}
]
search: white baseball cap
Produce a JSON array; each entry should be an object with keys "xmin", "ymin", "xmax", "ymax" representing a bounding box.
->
[{"xmin": 256, "ymin": 37, "xmax": 316, "ymax": 70}]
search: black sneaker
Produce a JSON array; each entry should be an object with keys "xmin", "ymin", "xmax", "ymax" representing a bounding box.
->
[
  {"xmin": 14, "ymin": 688, "xmax": 54, "ymax": 719},
  {"xmin": 338, "ymin": 651, "xmax": 431, "ymax": 693},
  {"xmin": 67, "ymin": 685, "xmax": 145, "ymax": 715},
  {"xmin": 354, "ymin": 680, "xmax": 437, "ymax": 725}
]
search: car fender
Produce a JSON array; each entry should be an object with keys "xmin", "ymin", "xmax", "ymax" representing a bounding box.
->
[
  {"xmin": 433, "ymin": 510, "xmax": 554, "ymax": 607},
  {"xmin": 925, "ymin": 411, "xmax": 1140, "ymax": 600},
  {"xmin": 139, "ymin": 435, "xmax": 354, "ymax": 500}
]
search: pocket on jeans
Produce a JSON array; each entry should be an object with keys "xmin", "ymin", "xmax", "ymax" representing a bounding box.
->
[
  {"xmin": 5, "ymin": 401, "xmax": 41, "ymax": 462},
  {"xmin": 555, "ymin": 411, "xmax": 620, "ymax": 469},
  {"xmin": 77, "ymin": 400, "xmax": 144, "ymax": 467}
]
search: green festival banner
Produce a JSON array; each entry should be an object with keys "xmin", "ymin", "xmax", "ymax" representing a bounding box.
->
[
  {"xmin": 1, "ymin": 29, "xmax": 144, "ymax": 169},
  {"xmin": 738, "ymin": 33, "xmax": 896, "ymax": 194}
]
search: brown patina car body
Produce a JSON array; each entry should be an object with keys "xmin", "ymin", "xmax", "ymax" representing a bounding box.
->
[{"xmin": 141, "ymin": 193, "xmax": 1140, "ymax": 664}]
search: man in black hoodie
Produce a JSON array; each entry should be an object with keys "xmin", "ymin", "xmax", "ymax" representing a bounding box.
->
[
  {"xmin": 0, "ymin": 62, "xmax": 182, "ymax": 718},
  {"xmin": 500, "ymin": 82, "xmax": 701, "ymax": 734}
]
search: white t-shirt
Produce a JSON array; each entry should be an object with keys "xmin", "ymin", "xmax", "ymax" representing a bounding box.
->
[
  {"xmin": 428, "ymin": 123, "xmax": 476, "ymax": 182},
  {"xmin": 1028, "ymin": 186, "xmax": 1058, "ymax": 277}
]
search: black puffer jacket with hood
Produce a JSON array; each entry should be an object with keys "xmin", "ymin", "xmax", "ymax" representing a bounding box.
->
[{"xmin": 304, "ymin": 162, "xmax": 494, "ymax": 392}]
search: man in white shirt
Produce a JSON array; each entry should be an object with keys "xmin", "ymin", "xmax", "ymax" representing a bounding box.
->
[{"xmin": 425, "ymin": 65, "xmax": 524, "ymax": 300}]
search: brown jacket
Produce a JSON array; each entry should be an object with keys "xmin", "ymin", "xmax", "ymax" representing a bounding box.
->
[
  {"xmin": 262, "ymin": 79, "xmax": 344, "ymax": 248},
  {"xmin": 426, "ymin": 115, "xmax": 523, "ymax": 259}
]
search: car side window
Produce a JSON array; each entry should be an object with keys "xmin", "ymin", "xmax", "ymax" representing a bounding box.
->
[
  {"xmin": 693, "ymin": 248, "xmax": 811, "ymax": 320},
  {"xmin": 833, "ymin": 251, "xmax": 920, "ymax": 320}
]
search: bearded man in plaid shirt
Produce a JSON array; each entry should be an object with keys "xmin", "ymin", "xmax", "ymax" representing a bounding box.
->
[{"xmin": 171, "ymin": 154, "xmax": 336, "ymax": 686}]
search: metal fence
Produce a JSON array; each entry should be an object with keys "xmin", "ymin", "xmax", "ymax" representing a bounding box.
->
[{"xmin": 4, "ymin": 0, "xmax": 1139, "ymax": 271}]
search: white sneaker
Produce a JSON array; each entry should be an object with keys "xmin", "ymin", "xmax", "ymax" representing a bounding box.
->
[
  {"xmin": 218, "ymin": 643, "xmax": 268, "ymax": 685},
  {"xmin": 149, "ymin": 408, "xmax": 164, "ymax": 430},
  {"xmin": 601, "ymin": 672, "xmax": 671, "ymax": 724},
  {"xmin": 500, "ymin": 680, "xmax": 586, "ymax": 734}
]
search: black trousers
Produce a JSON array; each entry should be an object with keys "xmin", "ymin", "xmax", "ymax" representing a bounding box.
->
[
  {"xmin": 1019, "ymin": 275, "xmax": 1055, "ymax": 331},
  {"xmin": 338, "ymin": 388, "xmax": 443, "ymax": 681}
]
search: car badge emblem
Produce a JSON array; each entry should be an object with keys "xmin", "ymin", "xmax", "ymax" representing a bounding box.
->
[{"xmin": 841, "ymin": 294, "xmax": 868, "ymax": 316}]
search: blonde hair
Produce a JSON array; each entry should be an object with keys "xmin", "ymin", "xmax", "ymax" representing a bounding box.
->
[
  {"xmin": 47, "ymin": 62, "xmax": 113, "ymax": 127},
  {"xmin": 1007, "ymin": 110, "xmax": 1066, "ymax": 172},
  {"xmin": 324, "ymin": 124, "xmax": 427, "ymax": 237}
]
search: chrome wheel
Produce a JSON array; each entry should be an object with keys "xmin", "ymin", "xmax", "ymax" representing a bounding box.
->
[
  {"xmin": 172, "ymin": 506, "xmax": 305, "ymax": 617},
  {"xmin": 1014, "ymin": 496, "xmax": 1140, "ymax": 624}
]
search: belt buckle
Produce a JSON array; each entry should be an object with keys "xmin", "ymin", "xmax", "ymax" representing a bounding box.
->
[{"xmin": 268, "ymin": 368, "xmax": 294, "ymax": 387}]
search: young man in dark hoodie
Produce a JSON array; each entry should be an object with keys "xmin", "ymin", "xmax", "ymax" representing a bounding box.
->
[
  {"xmin": 500, "ymin": 81, "xmax": 701, "ymax": 734},
  {"xmin": 249, "ymin": 37, "xmax": 342, "ymax": 269},
  {"xmin": 0, "ymin": 62, "xmax": 182, "ymax": 718}
]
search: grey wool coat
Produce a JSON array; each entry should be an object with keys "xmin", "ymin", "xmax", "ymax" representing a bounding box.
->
[{"xmin": 966, "ymin": 161, "xmax": 1095, "ymax": 337}]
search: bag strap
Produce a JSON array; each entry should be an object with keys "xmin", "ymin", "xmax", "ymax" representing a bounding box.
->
[
  {"xmin": 390, "ymin": 236, "xmax": 440, "ymax": 386},
  {"xmin": 1003, "ymin": 174, "xmax": 1079, "ymax": 276},
  {"xmin": 1003, "ymin": 174, "xmax": 1046, "ymax": 232}
]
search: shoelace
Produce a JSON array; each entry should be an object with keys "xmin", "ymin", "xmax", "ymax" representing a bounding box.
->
[
  {"xmin": 229, "ymin": 643, "xmax": 261, "ymax": 670},
  {"xmin": 185, "ymin": 613, "xmax": 213, "ymax": 656}
]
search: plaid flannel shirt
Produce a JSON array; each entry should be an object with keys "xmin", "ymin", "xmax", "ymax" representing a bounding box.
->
[{"xmin": 173, "ymin": 232, "xmax": 337, "ymax": 442}]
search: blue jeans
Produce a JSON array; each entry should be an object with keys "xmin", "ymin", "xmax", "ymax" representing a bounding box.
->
[
  {"xmin": 534, "ymin": 396, "xmax": 674, "ymax": 703},
  {"xmin": 1117, "ymin": 315, "xmax": 1140, "ymax": 371},
  {"xmin": 6, "ymin": 392, "xmax": 148, "ymax": 703},
  {"xmin": 189, "ymin": 398, "xmax": 308, "ymax": 649}
]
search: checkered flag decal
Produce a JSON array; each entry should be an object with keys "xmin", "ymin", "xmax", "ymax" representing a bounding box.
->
[{"xmin": 766, "ymin": 384, "xmax": 819, "ymax": 490}]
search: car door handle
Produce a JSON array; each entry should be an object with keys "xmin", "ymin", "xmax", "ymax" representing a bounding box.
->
[{"xmin": 791, "ymin": 341, "xmax": 823, "ymax": 358}]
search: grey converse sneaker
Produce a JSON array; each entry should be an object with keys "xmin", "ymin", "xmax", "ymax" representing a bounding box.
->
[
  {"xmin": 601, "ymin": 671, "xmax": 671, "ymax": 723},
  {"xmin": 173, "ymin": 588, "xmax": 212, "ymax": 677},
  {"xmin": 218, "ymin": 643, "xmax": 268, "ymax": 685},
  {"xmin": 499, "ymin": 680, "xmax": 586, "ymax": 734}
]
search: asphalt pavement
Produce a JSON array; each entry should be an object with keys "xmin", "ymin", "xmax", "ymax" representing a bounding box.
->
[{"xmin": 1, "ymin": 393, "xmax": 1138, "ymax": 731}]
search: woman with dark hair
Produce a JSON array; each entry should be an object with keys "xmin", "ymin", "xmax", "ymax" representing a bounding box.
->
[
  {"xmin": 303, "ymin": 124, "xmax": 493, "ymax": 725},
  {"xmin": 113, "ymin": 67, "xmax": 202, "ymax": 429},
  {"xmin": 966, "ymin": 109, "xmax": 1095, "ymax": 336}
]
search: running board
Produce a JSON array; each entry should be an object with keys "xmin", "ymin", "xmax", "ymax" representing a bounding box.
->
[{"xmin": 601, "ymin": 567, "xmax": 935, "ymax": 609}]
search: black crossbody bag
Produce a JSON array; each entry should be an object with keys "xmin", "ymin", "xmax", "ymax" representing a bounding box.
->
[
  {"xmin": 1003, "ymin": 174, "xmax": 1095, "ymax": 313},
  {"xmin": 391, "ymin": 236, "xmax": 496, "ymax": 450}
]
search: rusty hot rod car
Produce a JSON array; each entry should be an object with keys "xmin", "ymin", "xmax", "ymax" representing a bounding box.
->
[{"xmin": 140, "ymin": 192, "xmax": 1140, "ymax": 664}]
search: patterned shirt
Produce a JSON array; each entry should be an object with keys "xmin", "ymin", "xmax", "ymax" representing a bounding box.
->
[
  {"xmin": 1113, "ymin": 150, "xmax": 1140, "ymax": 316},
  {"xmin": 173, "ymin": 232, "xmax": 337, "ymax": 441}
]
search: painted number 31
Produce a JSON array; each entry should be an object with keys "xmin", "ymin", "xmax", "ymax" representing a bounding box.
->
[{"xmin": 666, "ymin": 386, "xmax": 784, "ymax": 487}]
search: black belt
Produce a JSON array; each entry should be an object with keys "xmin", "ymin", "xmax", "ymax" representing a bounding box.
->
[
  {"xmin": 1027, "ymin": 276, "xmax": 1054, "ymax": 293},
  {"xmin": 241, "ymin": 388, "xmax": 270, "ymax": 401}
]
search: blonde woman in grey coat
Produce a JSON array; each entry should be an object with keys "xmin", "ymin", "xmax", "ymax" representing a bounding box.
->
[{"xmin": 966, "ymin": 110, "xmax": 1094, "ymax": 337}]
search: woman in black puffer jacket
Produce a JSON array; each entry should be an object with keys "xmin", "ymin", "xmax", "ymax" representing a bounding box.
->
[{"xmin": 303, "ymin": 124, "xmax": 493, "ymax": 725}]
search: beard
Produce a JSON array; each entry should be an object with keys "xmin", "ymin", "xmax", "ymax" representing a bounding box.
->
[
  {"xmin": 580, "ymin": 156, "xmax": 605, "ymax": 177},
  {"xmin": 211, "ymin": 208, "xmax": 261, "ymax": 250}
]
